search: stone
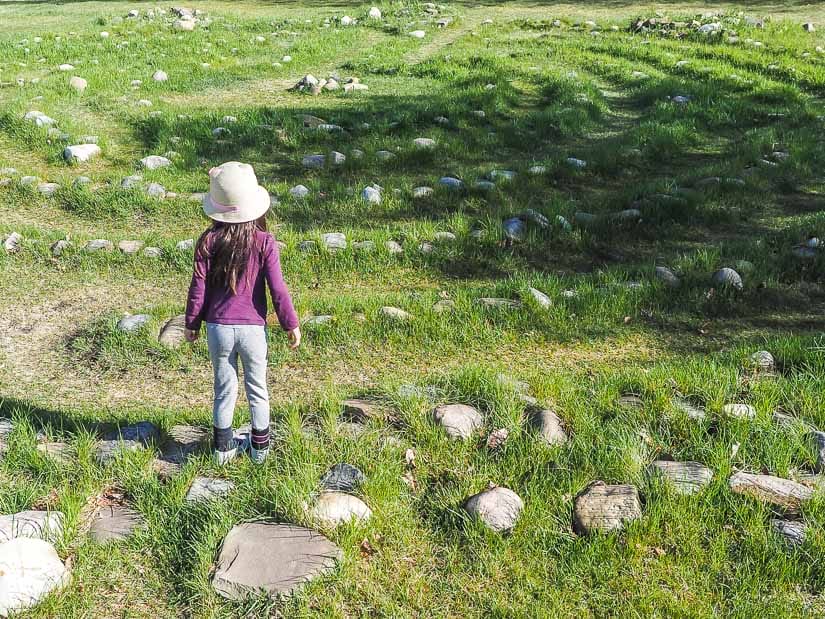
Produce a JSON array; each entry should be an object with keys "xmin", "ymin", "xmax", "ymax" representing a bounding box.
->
[
  {"xmin": 73, "ymin": 176, "xmax": 91, "ymax": 187},
  {"xmin": 104, "ymin": 421, "xmax": 158, "ymax": 445},
  {"xmin": 352, "ymin": 240, "xmax": 375, "ymax": 252},
  {"xmin": 712, "ymin": 267, "xmax": 743, "ymax": 290},
  {"xmin": 502, "ymin": 218, "xmax": 526, "ymax": 242},
  {"xmin": 368, "ymin": 7, "xmax": 382, "ymax": 19},
  {"xmin": 186, "ymin": 477, "xmax": 235, "ymax": 503},
  {"xmin": 176, "ymin": 239, "xmax": 193, "ymax": 251},
  {"xmin": 211, "ymin": 127, "xmax": 230, "ymax": 137},
  {"xmin": 36, "ymin": 183, "xmax": 60, "ymax": 196},
  {"xmin": 158, "ymin": 315, "xmax": 186, "ymax": 348},
  {"xmin": 527, "ymin": 408, "xmax": 568, "ymax": 446},
  {"xmin": 409, "ymin": 30, "xmax": 426, "ymax": 38},
  {"xmin": 723, "ymin": 403, "xmax": 756, "ymax": 419},
  {"xmin": 152, "ymin": 70, "xmax": 168, "ymax": 82},
  {"xmin": 772, "ymin": 519, "xmax": 805, "ymax": 545},
  {"xmin": 85, "ymin": 239, "xmax": 113, "ymax": 252},
  {"xmin": 729, "ymin": 471, "xmax": 813, "ymax": 511},
  {"xmin": 803, "ymin": 23, "xmax": 816, "ymax": 33},
  {"xmin": 413, "ymin": 137, "xmax": 436, "ymax": 149},
  {"xmin": 320, "ymin": 463, "xmax": 365, "ymax": 492},
  {"xmin": 116, "ymin": 314, "xmax": 151, "ymax": 333},
  {"xmin": 121, "ymin": 175, "xmax": 142, "ymax": 189},
  {"xmin": 750, "ymin": 350, "xmax": 775, "ymax": 371},
  {"xmin": 37, "ymin": 442, "xmax": 73, "ymax": 465},
  {"xmin": 158, "ymin": 425, "xmax": 210, "ymax": 465},
  {"xmin": 439, "ymin": 176, "xmax": 463, "ymax": 190},
  {"xmin": 330, "ymin": 151, "xmax": 346, "ymax": 166},
  {"xmin": 299, "ymin": 241, "xmax": 317, "ymax": 253},
  {"xmin": 68, "ymin": 76, "xmax": 87, "ymax": 92},
  {"xmin": 24, "ymin": 110, "xmax": 56, "ymax": 127},
  {"xmin": 672, "ymin": 398, "xmax": 707, "ymax": 421},
  {"xmin": 475, "ymin": 180, "xmax": 496, "ymax": 192},
  {"xmin": 212, "ymin": 522, "xmax": 341, "ymax": 600},
  {"xmin": 174, "ymin": 18, "xmax": 195, "ymax": 31},
  {"xmin": 117, "ymin": 240, "xmax": 144, "ymax": 255},
  {"xmin": 142, "ymin": 246, "xmax": 162, "ymax": 258},
  {"xmin": 58, "ymin": 63, "xmax": 74, "ymax": 72},
  {"xmin": 375, "ymin": 150, "xmax": 395, "ymax": 161},
  {"xmin": 413, "ymin": 186, "xmax": 433, "ymax": 199},
  {"xmin": 302, "ymin": 154, "xmax": 325, "ymax": 169},
  {"xmin": 649, "ymin": 460, "xmax": 714, "ymax": 495},
  {"xmin": 137, "ymin": 99, "xmax": 152, "ymax": 107},
  {"xmin": 463, "ymin": 487, "xmax": 523, "ymax": 533},
  {"xmin": 385, "ymin": 240, "xmax": 403, "ymax": 254},
  {"xmin": 139, "ymin": 155, "xmax": 171, "ymax": 170},
  {"xmin": 20, "ymin": 176, "xmax": 39, "ymax": 187},
  {"xmin": 341, "ymin": 399, "xmax": 384, "ymax": 424},
  {"xmin": 432, "ymin": 404, "xmax": 483, "ymax": 440},
  {"xmin": 310, "ymin": 491, "xmax": 371, "ymax": 527},
  {"xmin": 3, "ymin": 233, "xmax": 22, "ymax": 254},
  {"xmin": 574, "ymin": 483, "xmax": 642, "ymax": 534},
  {"xmin": 528, "ymin": 165, "xmax": 547, "ymax": 175},
  {"xmin": 478, "ymin": 298, "xmax": 522, "ymax": 309},
  {"xmin": 433, "ymin": 231, "xmax": 456, "ymax": 243},
  {"xmin": 322, "ymin": 232, "xmax": 346, "ymax": 252},
  {"xmin": 361, "ymin": 186, "xmax": 381, "ymax": 205},
  {"xmin": 290, "ymin": 185, "xmax": 310, "ymax": 198},
  {"xmin": 527, "ymin": 287, "xmax": 552, "ymax": 309},
  {"xmin": 340, "ymin": 16, "xmax": 354, "ymax": 26},
  {"xmin": 0, "ymin": 538, "xmax": 68, "ymax": 617},
  {"xmin": 380, "ymin": 306, "xmax": 412, "ymax": 321},
  {"xmin": 89, "ymin": 505, "xmax": 146, "ymax": 542},
  {"xmin": 146, "ymin": 182, "xmax": 166, "ymax": 198},
  {"xmin": 50, "ymin": 240, "xmax": 71, "ymax": 256},
  {"xmin": 0, "ymin": 511, "xmax": 64, "ymax": 543},
  {"xmin": 655, "ymin": 266, "xmax": 680, "ymax": 288},
  {"xmin": 94, "ymin": 439, "xmax": 142, "ymax": 465},
  {"xmin": 433, "ymin": 299, "xmax": 455, "ymax": 313},
  {"xmin": 566, "ymin": 157, "xmax": 587, "ymax": 169}
]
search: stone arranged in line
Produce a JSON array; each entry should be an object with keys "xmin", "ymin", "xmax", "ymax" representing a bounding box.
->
[
  {"xmin": 186, "ymin": 477, "xmax": 235, "ymax": 503},
  {"xmin": 649, "ymin": 460, "xmax": 714, "ymax": 495},
  {"xmin": 0, "ymin": 538, "xmax": 69, "ymax": 616},
  {"xmin": 310, "ymin": 491, "xmax": 371, "ymax": 527},
  {"xmin": 574, "ymin": 483, "xmax": 642, "ymax": 535},
  {"xmin": 380, "ymin": 306, "xmax": 412, "ymax": 321},
  {"xmin": 463, "ymin": 486, "xmax": 523, "ymax": 533},
  {"xmin": 321, "ymin": 463, "xmax": 365, "ymax": 492},
  {"xmin": 0, "ymin": 510, "xmax": 64, "ymax": 543},
  {"xmin": 158, "ymin": 314, "xmax": 187, "ymax": 348},
  {"xmin": 212, "ymin": 522, "xmax": 341, "ymax": 600},
  {"xmin": 527, "ymin": 407, "xmax": 568, "ymax": 446},
  {"xmin": 728, "ymin": 471, "xmax": 813, "ymax": 511},
  {"xmin": 89, "ymin": 505, "xmax": 146, "ymax": 543},
  {"xmin": 432, "ymin": 404, "xmax": 483, "ymax": 440}
]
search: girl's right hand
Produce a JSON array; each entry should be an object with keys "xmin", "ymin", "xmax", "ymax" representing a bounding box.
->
[{"xmin": 287, "ymin": 327, "xmax": 301, "ymax": 350}]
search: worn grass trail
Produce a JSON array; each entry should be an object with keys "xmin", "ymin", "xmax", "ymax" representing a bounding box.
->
[{"xmin": 1, "ymin": 1, "xmax": 825, "ymax": 617}]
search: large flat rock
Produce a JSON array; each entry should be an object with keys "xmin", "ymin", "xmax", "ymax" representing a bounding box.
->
[
  {"xmin": 185, "ymin": 477, "xmax": 235, "ymax": 503},
  {"xmin": 0, "ymin": 510, "xmax": 64, "ymax": 543},
  {"xmin": 159, "ymin": 424, "xmax": 210, "ymax": 465},
  {"xmin": 89, "ymin": 505, "xmax": 146, "ymax": 543},
  {"xmin": 729, "ymin": 472, "xmax": 813, "ymax": 511},
  {"xmin": 212, "ymin": 522, "xmax": 341, "ymax": 600},
  {"xmin": 649, "ymin": 460, "xmax": 714, "ymax": 495},
  {"xmin": 573, "ymin": 483, "xmax": 642, "ymax": 535},
  {"xmin": 0, "ymin": 538, "xmax": 69, "ymax": 616}
]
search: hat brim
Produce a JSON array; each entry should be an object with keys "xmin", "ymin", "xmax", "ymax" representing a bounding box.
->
[{"xmin": 203, "ymin": 185, "xmax": 271, "ymax": 224}]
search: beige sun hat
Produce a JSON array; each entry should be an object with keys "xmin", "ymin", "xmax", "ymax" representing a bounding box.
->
[{"xmin": 202, "ymin": 161, "xmax": 270, "ymax": 224}]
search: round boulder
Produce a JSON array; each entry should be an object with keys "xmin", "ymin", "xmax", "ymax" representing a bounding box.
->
[
  {"xmin": 432, "ymin": 404, "xmax": 483, "ymax": 440},
  {"xmin": 463, "ymin": 486, "xmax": 523, "ymax": 533},
  {"xmin": 310, "ymin": 491, "xmax": 372, "ymax": 527}
]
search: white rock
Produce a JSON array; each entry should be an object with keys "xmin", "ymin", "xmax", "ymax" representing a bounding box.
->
[
  {"xmin": 368, "ymin": 7, "xmax": 382, "ymax": 19},
  {"xmin": 527, "ymin": 287, "xmax": 551, "ymax": 308},
  {"xmin": 139, "ymin": 155, "xmax": 172, "ymax": 170},
  {"xmin": 409, "ymin": 30, "xmax": 426, "ymax": 38},
  {"xmin": 290, "ymin": 185, "xmax": 310, "ymax": 198},
  {"xmin": 322, "ymin": 232, "xmax": 347, "ymax": 251},
  {"xmin": 463, "ymin": 487, "xmax": 523, "ymax": 532},
  {"xmin": 23, "ymin": 110, "xmax": 56, "ymax": 127},
  {"xmin": 63, "ymin": 144, "xmax": 100, "ymax": 163},
  {"xmin": 361, "ymin": 186, "xmax": 381, "ymax": 204},
  {"xmin": 68, "ymin": 76, "xmax": 87, "ymax": 92},
  {"xmin": 330, "ymin": 151, "xmax": 346, "ymax": 166},
  {"xmin": 375, "ymin": 150, "xmax": 395, "ymax": 161},
  {"xmin": 174, "ymin": 19, "xmax": 195, "ymax": 31},
  {"xmin": 58, "ymin": 63, "xmax": 74, "ymax": 71},
  {"xmin": 137, "ymin": 99, "xmax": 152, "ymax": 107},
  {"xmin": 380, "ymin": 306, "xmax": 412, "ymax": 321},
  {"xmin": 413, "ymin": 137, "xmax": 436, "ymax": 149},
  {"xmin": 566, "ymin": 157, "xmax": 587, "ymax": 169},
  {"xmin": 0, "ymin": 511, "xmax": 64, "ymax": 543},
  {"xmin": 432, "ymin": 404, "xmax": 483, "ymax": 440},
  {"xmin": 413, "ymin": 186, "xmax": 433, "ymax": 198},
  {"xmin": 3, "ymin": 233, "xmax": 22, "ymax": 254},
  {"xmin": 152, "ymin": 70, "xmax": 168, "ymax": 82},
  {"xmin": 0, "ymin": 538, "xmax": 69, "ymax": 617},
  {"xmin": 311, "ymin": 491, "xmax": 371, "ymax": 527},
  {"xmin": 340, "ymin": 16, "xmax": 354, "ymax": 26},
  {"xmin": 723, "ymin": 403, "xmax": 756, "ymax": 419}
]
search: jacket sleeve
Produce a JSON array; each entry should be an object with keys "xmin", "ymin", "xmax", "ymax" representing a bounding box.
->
[
  {"xmin": 263, "ymin": 236, "xmax": 299, "ymax": 331},
  {"xmin": 185, "ymin": 241, "xmax": 209, "ymax": 331}
]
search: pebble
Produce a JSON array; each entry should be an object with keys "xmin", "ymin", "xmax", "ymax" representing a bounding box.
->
[
  {"xmin": 63, "ymin": 144, "xmax": 100, "ymax": 163},
  {"xmin": 139, "ymin": 155, "xmax": 172, "ymax": 170},
  {"xmin": 463, "ymin": 486, "xmax": 523, "ymax": 532},
  {"xmin": 311, "ymin": 491, "xmax": 371, "ymax": 527},
  {"xmin": 432, "ymin": 404, "xmax": 483, "ymax": 440}
]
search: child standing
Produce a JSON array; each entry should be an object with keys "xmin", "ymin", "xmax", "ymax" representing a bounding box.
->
[{"xmin": 184, "ymin": 161, "xmax": 301, "ymax": 465}]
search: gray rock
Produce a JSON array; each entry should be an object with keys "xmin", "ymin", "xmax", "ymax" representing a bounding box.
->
[
  {"xmin": 142, "ymin": 246, "xmax": 162, "ymax": 258},
  {"xmin": 139, "ymin": 155, "xmax": 171, "ymax": 170},
  {"xmin": 432, "ymin": 404, "xmax": 483, "ymax": 440},
  {"xmin": 574, "ymin": 483, "xmax": 642, "ymax": 534},
  {"xmin": 413, "ymin": 137, "xmax": 436, "ymax": 149},
  {"xmin": 0, "ymin": 538, "xmax": 68, "ymax": 616},
  {"xmin": 649, "ymin": 460, "xmax": 714, "ymax": 495},
  {"xmin": 477, "ymin": 298, "xmax": 522, "ymax": 309},
  {"xmin": 302, "ymin": 154, "xmax": 325, "ymax": 169},
  {"xmin": 527, "ymin": 287, "xmax": 551, "ymax": 308},
  {"xmin": 121, "ymin": 174, "xmax": 142, "ymax": 188},
  {"xmin": 118, "ymin": 240, "xmax": 144, "ymax": 254},
  {"xmin": 723, "ymin": 403, "xmax": 756, "ymax": 419},
  {"xmin": 320, "ymin": 463, "xmax": 366, "ymax": 492},
  {"xmin": 176, "ymin": 239, "xmax": 194, "ymax": 251},
  {"xmin": 463, "ymin": 486, "xmax": 523, "ymax": 532},
  {"xmin": 655, "ymin": 266, "xmax": 680, "ymax": 288},
  {"xmin": 772, "ymin": 519, "xmax": 805, "ymax": 545},
  {"xmin": 36, "ymin": 182, "xmax": 60, "ymax": 196},
  {"xmin": 36, "ymin": 442, "xmax": 74, "ymax": 465},
  {"xmin": 104, "ymin": 421, "xmax": 158, "ymax": 445},
  {"xmin": 212, "ymin": 522, "xmax": 341, "ymax": 600},
  {"xmin": 63, "ymin": 144, "xmax": 100, "ymax": 163},
  {"xmin": 385, "ymin": 240, "xmax": 403, "ymax": 254},
  {"xmin": 361, "ymin": 186, "xmax": 381, "ymax": 204},
  {"xmin": 158, "ymin": 424, "xmax": 210, "ymax": 465},
  {"xmin": 528, "ymin": 408, "xmax": 568, "ymax": 446},
  {"xmin": 3, "ymin": 233, "xmax": 22, "ymax": 254},
  {"xmin": 672, "ymin": 398, "xmax": 707, "ymax": 421},
  {"xmin": 116, "ymin": 314, "xmax": 151, "ymax": 333},
  {"xmin": 750, "ymin": 350, "xmax": 775, "ymax": 371},
  {"xmin": 310, "ymin": 491, "xmax": 371, "ymax": 527},
  {"xmin": 23, "ymin": 110, "xmax": 56, "ymax": 127},
  {"xmin": 712, "ymin": 267, "xmax": 743, "ymax": 290},
  {"xmin": 50, "ymin": 240, "xmax": 71, "ymax": 256},
  {"xmin": 341, "ymin": 399, "xmax": 385, "ymax": 423},
  {"xmin": 380, "ymin": 306, "xmax": 412, "ymax": 321},
  {"xmin": 185, "ymin": 477, "xmax": 235, "ymax": 503},
  {"xmin": 299, "ymin": 240, "xmax": 317, "ymax": 253},
  {"xmin": 375, "ymin": 150, "xmax": 395, "ymax": 161},
  {"xmin": 433, "ymin": 299, "xmax": 455, "ymax": 313},
  {"xmin": 330, "ymin": 151, "xmax": 346, "ymax": 166},
  {"xmin": 322, "ymin": 232, "xmax": 347, "ymax": 251},
  {"xmin": 73, "ymin": 176, "xmax": 91, "ymax": 187},
  {"xmin": 522, "ymin": 209, "xmax": 550, "ymax": 229},
  {"xmin": 433, "ymin": 231, "xmax": 456, "ymax": 243},
  {"xmin": 94, "ymin": 439, "xmax": 143, "ymax": 465},
  {"xmin": 85, "ymin": 239, "xmax": 113, "ymax": 252},
  {"xmin": 413, "ymin": 186, "xmax": 433, "ymax": 199},
  {"xmin": 303, "ymin": 315, "xmax": 332, "ymax": 327},
  {"xmin": 352, "ymin": 240, "xmax": 375, "ymax": 252},
  {"xmin": 159, "ymin": 315, "xmax": 187, "ymax": 348},
  {"xmin": 438, "ymin": 176, "xmax": 463, "ymax": 190},
  {"xmin": 0, "ymin": 511, "xmax": 64, "ymax": 543},
  {"xmin": 290, "ymin": 185, "xmax": 310, "ymax": 198},
  {"xmin": 146, "ymin": 182, "xmax": 166, "ymax": 198},
  {"xmin": 89, "ymin": 505, "xmax": 146, "ymax": 542}
]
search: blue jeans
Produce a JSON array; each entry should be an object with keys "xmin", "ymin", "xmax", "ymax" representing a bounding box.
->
[{"xmin": 206, "ymin": 323, "xmax": 270, "ymax": 451}]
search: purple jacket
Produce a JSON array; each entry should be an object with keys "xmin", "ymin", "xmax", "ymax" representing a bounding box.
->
[{"xmin": 185, "ymin": 230, "xmax": 298, "ymax": 332}]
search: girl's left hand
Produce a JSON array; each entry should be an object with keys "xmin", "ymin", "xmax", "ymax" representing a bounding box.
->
[{"xmin": 184, "ymin": 328, "xmax": 199, "ymax": 343}]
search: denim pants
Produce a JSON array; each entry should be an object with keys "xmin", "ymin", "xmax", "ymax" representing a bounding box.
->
[{"xmin": 206, "ymin": 323, "xmax": 270, "ymax": 451}]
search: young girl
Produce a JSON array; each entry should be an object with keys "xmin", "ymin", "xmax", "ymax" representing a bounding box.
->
[{"xmin": 184, "ymin": 161, "xmax": 301, "ymax": 465}]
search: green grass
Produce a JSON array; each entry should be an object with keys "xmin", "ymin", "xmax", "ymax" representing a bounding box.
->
[{"xmin": 2, "ymin": 1, "xmax": 825, "ymax": 616}]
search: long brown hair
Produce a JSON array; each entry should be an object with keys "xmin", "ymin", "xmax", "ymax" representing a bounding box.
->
[{"xmin": 196, "ymin": 216, "xmax": 267, "ymax": 294}]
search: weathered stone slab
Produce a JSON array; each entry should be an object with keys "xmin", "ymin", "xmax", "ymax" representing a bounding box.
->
[
  {"xmin": 159, "ymin": 425, "xmax": 210, "ymax": 464},
  {"xmin": 341, "ymin": 399, "xmax": 385, "ymax": 424},
  {"xmin": 432, "ymin": 404, "xmax": 483, "ymax": 440},
  {"xmin": 772, "ymin": 519, "xmax": 805, "ymax": 546},
  {"xmin": 89, "ymin": 505, "xmax": 146, "ymax": 542},
  {"xmin": 185, "ymin": 477, "xmax": 234, "ymax": 503},
  {"xmin": 463, "ymin": 486, "xmax": 523, "ymax": 533},
  {"xmin": 212, "ymin": 522, "xmax": 341, "ymax": 600},
  {"xmin": 104, "ymin": 421, "xmax": 159, "ymax": 445},
  {"xmin": 672, "ymin": 398, "xmax": 707, "ymax": 421},
  {"xmin": 649, "ymin": 460, "xmax": 714, "ymax": 495},
  {"xmin": 0, "ymin": 538, "xmax": 69, "ymax": 616},
  {"xmin": 729, "ymin": 472, "xmax": 813, "ymax": 511},
  {"xmin": 0, "ymin": 511, "xmax": 64, "ymax": 543},
  {"xmin": 94, "ymin": 439, "xmax": 143, "ymax": 465},
  {"xmin": 158, "ymin": 315, "xmax": 187, "ymax": 348},
  {"xmin": 310, "ymin": 491, "xmax": 371, "ymax": 527},
  {"xmin": 36, "ymin": 442, "xmax": 73, "ymax": 465},
  {"xmin": 574, "ymin": 483, "xmax": 642, "ymax": 535}
]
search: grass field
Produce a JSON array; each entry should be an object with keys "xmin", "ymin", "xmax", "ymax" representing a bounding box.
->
[{"xmin": 1, "ymin": 1, "xmax": 825, "ymax": 617}]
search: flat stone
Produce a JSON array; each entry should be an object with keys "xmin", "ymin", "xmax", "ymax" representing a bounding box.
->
[
  {"xmin": 673, "ymin": 398, "xmax": 707, "ymax": 421},
  {"xmin": 432, "ymin": 404, "xmax": 483, "ymax": 440},
  {"xmin": 176, "ymin": 239, "xmax": 193, "ymax": 251},
  {"xmin": 85, "ymin": 239, "xmax": 113, "ymax": 252},
  {"xmin": 36, "ymin": 442, "xmax": 73, "ymax": 465},
  {"xmin": 118, "ymin": 240, "xmax": 144, "ymax": 254},
  {"xmin": 3, "ymin": 233, "xmax": 22, "ymax": 254},
  {"xmin": 50, "ymin": 240, "xmax": 71, "ymax": 256},
  {"xmin": 413, "ymin": 137, "xmax": 436, "ymax": 149},
  {"xmin": 116, "ymin": 314, "xmax": 151, "ymax": 333},
  {"xmin": 574, "ymin": 483, "xmax": 642, "ymax": 534},
  {"xmin": 385, "ymin": 240, "xmax": 403, "ymax": 254},
  {"xmin": 380, "ymin": 306, "xmax": 412, "ymax": 321},
  {"xmin": 94, "ymin": 439, "xmax": 143, "ymax": 465},
  {"xmin": 477, "ymin": 298, "xmax": 522, "ymax": 309},
  {"xmin": 352, "ymin": 240, "xmax": 375, "ymax": 251},
  {"xmin": 302, "ymin": 154, "xmax": 325, "ymax": 169},
  {"xmin": 89, "ymin": 505, "xmax": 146, "ymax": 542},
  {"xmin": 104, "ymin": 421, "xmax": 159, "ymax": 445},
  {"xmin": 310, "ymin": 491, "xmax": 371, "ymax": 527},
  {"xmin": 185, "ymin": 477, "xmax": 235, "ymax": 503},
  {"xmin": 729, "ymin": 471, "xmax": 813, "ymax": 511},
  {"xmin": 649, "ymin": 460, "xmax": 714, "ymax": 495},
  {"xmin": 322, "ymin": 232, "xmax": 346, "ymax": 251},
  {"xmin": 159, "ymin": 425, "xmax": 210, "ymax": 465},
  {"xmin": 303, "ymin": 314, "xmax": 332, "ymax": 327},
  {"xmin": 723, "ymin": 403, "xmax": 756, "ymax": 419},
  {"xmin": 438, "ymin": 176, "xmax": 463, "ymax": 190},
  {"xmin": 320, "ymin": 463, "xmax": 365, "ymax": 492},
  {"xmin": 0, "ymin": 538, "xmax": 68, "ymax": 617},
  {"xmin": 655, "ymin": 266, "xmax": 680, "ymax": 288},
  {"xmin": 463, "ymin": 486, "xmax": 523, "ymax": 532},
  {"xmin": 0, "ymin": 511, "xmax": 64, "ymax": 543},
  {"xmin": 158, "ymin": 315, "xmax": 186, "ymax": 348},
  {"xmin": 139, "ymin": 155, "xmax": 172, "ymax": 170},
  {"xmin": 527, "ymin": 287, "xmax": 551, "ymax": 308},
  {"xmin": 433, "ymin": 231, "xmax": 456, "ymax": 243},
  {"xmin": 712, "ymin": 267, "xmax": 743, "ymax": 290},
  {"xmin": 527, "ymin": 408, "xmax": 568, "ymax": 446},
  {"xmin": 618, "ymin": 394, "xmax": 644, "ymax": 409},
  {"xmin": 772, "ymin": 519, "xmax": 805, "ymax": 545},
  {"xmin": 341, "ymin": 399, "xmax": 384, "ymax": 423},
  {"xmin": 24, "ymin": 110, "xmax": 56, "ymax": 127},
  {"xmin": 212, "ymin": 522, "xmax": 341, "ymax": 600},
  {"xmin": 63, "ymin": 144, "xmax": 100, "ymax": 163}
]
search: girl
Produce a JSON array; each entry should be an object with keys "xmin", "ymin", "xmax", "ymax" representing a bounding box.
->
[{"xmin": 184, "ymin": 161, "xmax": 301, "ymax": 465}]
